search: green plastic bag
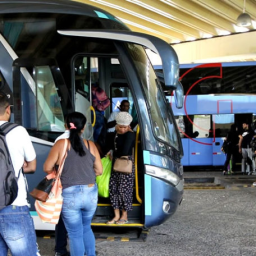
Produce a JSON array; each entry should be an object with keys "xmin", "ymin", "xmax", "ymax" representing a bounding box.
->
[{"xmin": 96, "ymin": 156, "xmax": 112, "ymax": 198}]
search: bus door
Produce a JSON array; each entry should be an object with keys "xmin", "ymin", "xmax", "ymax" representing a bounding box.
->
[
  {"xmin": 212, "ymin": 100, "xmax": 234, "ymax": 166},
  {"xmin": 72, "ymin": 55, "xmax": 144, "ymax": 224},
  {"xmin": 73, "ymin": 56, "xmax": 97, "ymax": 140}
]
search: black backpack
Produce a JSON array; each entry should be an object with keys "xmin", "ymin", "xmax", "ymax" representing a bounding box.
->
[{"xmin": 0, "ymin": 122, "xmax": 20, "ymax": 210}]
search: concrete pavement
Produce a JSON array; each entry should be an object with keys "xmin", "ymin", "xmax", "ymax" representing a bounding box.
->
[{"xmin": 35, "ymin": 170, "xmax": 256, "ymax": 256}]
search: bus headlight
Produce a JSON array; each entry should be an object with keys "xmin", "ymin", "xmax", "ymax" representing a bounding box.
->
[{"xmin": 145, "ymin": 165, "xmax": 180, "ymax": 186}]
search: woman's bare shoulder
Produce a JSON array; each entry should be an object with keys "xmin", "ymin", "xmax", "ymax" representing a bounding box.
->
[{"xmin": 55, "ymin": 138, "xmax": 69, "ymax": 147}]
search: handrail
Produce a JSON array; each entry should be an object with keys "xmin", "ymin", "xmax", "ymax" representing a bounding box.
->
[
  {"xmin": 90, "ymin": 106, "xmax": 96, "ymax": 127},
  {"xmin": 135, "ymin": 125, "xmax": 142, "ymax": 204}
]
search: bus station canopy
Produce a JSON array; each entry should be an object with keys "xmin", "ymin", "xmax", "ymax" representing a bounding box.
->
[{"xmin": 75, "ymin": 0, "xmax": 256, "ymax": 63}]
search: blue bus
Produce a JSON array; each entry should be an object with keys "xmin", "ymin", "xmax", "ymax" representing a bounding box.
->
[
  {"xmin": 0, "ymin": 0, "xmax": 184, "ymax": 231},
  {"xmin": 156, "ymin": 62, "xmax": 256, "ymax": 168}
]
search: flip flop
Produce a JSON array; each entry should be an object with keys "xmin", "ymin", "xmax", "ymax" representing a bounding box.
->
[
  {"xmin": 116, "ymin": 219, "xmax": 129, "ymax": 224},
  {"xmin": 106, "ymin": 219, "xmax": 118, "ymax": 224}
]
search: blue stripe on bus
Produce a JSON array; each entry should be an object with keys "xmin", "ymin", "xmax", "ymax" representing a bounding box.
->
[
  {"xmin": 94, "ymin": 11, "xmax": 109, "ymax": 19},
  {"xmin": 143, "ymin": 150, "xmax": 150, "ymax": 164},
  {"xmin": 145, "ymin": 174, "xmax": 151, "ymax": 216}
]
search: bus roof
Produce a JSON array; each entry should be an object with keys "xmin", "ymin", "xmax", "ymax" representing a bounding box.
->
[{"xmin": 0, "ymin": 0, "xmax": 129, "ymax": 30}]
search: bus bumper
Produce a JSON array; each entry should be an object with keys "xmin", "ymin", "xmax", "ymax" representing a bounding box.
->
[{"xmin": 144, "ymin": 174, "xmax": 183, "ymax": 228}]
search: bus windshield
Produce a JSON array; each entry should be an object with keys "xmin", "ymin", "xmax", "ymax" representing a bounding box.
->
[{"xmin": 127, "ymin": 43, "xmax": 180, "ymax": 151}]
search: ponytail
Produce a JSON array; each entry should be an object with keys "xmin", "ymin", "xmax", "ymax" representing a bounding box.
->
[{"xmin": 66, "ymin": 112, "xmax": 87, "ymax": 156}]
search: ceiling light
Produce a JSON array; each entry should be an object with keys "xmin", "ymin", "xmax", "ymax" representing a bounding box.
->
[
  {"xmin": 237, "ymin": 0, "xmax": 251, "ymax": 27},
  {"xmin": 233, "ymin": 25, "xmax": 249, "ymax": 33}
]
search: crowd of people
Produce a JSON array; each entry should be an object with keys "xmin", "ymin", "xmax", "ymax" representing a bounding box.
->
[
  {"xmin": 0, "ymin": 87, "xmax": 136, "ymax": 256},
  {"xmin": 222, "ymin": 120, "xmax": 256, "ymax": 176}
]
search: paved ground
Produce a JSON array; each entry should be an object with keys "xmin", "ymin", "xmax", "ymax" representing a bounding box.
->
[
  {"xmin": 35, "ymin": 171, "xmax": 256, "ymax": 256},
  {"xmin": 184, "ymin": 170, "xmax": 256, "ymax": 188}
]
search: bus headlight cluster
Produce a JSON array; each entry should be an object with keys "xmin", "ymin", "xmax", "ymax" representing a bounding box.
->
[{"xmin": 145, "ymin": 165, "xmax": 180, "ymax": 186}]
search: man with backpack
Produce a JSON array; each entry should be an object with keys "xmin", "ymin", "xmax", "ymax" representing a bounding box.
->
[{"xmin": 0, "ymin": 92, "xmax": 40, "ymax": 255}]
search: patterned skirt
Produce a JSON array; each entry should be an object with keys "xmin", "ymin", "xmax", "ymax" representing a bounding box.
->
[{"xmin": 109, "ymin": 156, "xmax": 135, "ymax": 211}]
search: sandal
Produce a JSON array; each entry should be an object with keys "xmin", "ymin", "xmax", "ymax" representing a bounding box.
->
[
  {"xmin": 106, "ymin": 218, "xmax": 119, "ymax": 224},
  {"xmin": 116, "ymin": 219, "xmax": 129, "ymax": 225}
]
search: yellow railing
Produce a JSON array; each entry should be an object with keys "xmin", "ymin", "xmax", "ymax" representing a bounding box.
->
[
  {"xmin": 90, "ymin": 106, "xmax": 96, "ymax": 127},
  {"xmin": 135, "ymin": 125, "xmax": 142, "ymax": 204}
]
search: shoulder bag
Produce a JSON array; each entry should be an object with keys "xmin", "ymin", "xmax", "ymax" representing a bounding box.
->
[
  {"xmin": 34, "ymin": 139, "xmax": 68, "ymax": 224},
  {"xmin": 29, "ymin": 172, "xmax": 56, "ymax": 202},
  {"xmin": 113, "ymin": 133, "xmax": 133, "ymax": 174},
  {"xmin": 113, "ymin": 156, "xmax": 132, "ymax": 174}
]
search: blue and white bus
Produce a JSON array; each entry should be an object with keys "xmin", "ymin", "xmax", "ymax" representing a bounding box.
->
[
  {"xmin": 156, "ymin": 62, "xmax": 256, "ymax": 168},
  {"xmin": 0, "ymin": 0, "xmax": 184, "ymax": 231}
]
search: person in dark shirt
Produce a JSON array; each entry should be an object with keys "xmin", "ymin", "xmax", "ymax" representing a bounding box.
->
[
  {"xmin": 238, "ymin": 121, "xmax": 255, "ymax": 174},
  {"xmin": 222, "ymin": 124, "xmax": 239, "ymax": 175},
  {"xmin": 105, "ymin": 112, "xmax": 135, "ymax": 225}
]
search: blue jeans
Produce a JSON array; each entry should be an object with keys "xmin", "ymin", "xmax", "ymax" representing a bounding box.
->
[
  {"xmin": 0, "ymin": 205, "xmax": 40, "ymax": 256},
  {"xmin": 61, "ymin": 184, "xmax": 98, "ymax": 256},
  {"xmin": 93, "ymin": 111, "xmax": 105, "ymax": 142}
]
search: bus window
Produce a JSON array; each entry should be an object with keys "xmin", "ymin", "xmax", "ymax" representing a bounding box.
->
[
  {"xmin": 110, "ymin": 58, "xmax": 125, "ymax": 79},
  {"xmin": 74, "ymin": 57, "xmax": 90, "ymax": 100},
  {"xmin": 110, "ymin": 83, "xmax": 131, "ymax": 112},
  {"xmin": 213, "ymin": 114, "xmax": 234, "ymax": 137},
  {"xmin": 73, "ymin": 56, "xmax": 98, "ymax": 140},
  {"xmin": 175, "ymin": 116, "xmax": 185, "ymax": 138},
  {"xmin": 110, "ymin": 83, "xmax": 137, "ymax": 129},
  {"xmin": 35, "ymin": 66, "xmax": 65, "ymax": 132},
  {"xmin": 179, "ymin": 115, "xmax": 211, "ymax": 138},
  {"xmin": 192, "ymin": 115, "xmax": 211, "ymax": 138},
  {"xmin": 128, "ymin": 43, "xmax": 180, "ymax": 150}
]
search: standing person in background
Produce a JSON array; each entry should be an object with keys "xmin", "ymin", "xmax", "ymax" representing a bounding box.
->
[
  {"xmin": 44, "ymin": 112, "xmax": 102, "ymax": 256},
  {"xmin": 105, "ymin": 112, "xmax": 135, "ymax": 224},
  {"xmin": 92, "ymin": 84, "xmax": 110, "ymax": 142},
  {"xmin": 239, "ymin": 120, "xmax": 254, "ymax": 175},
  {"xmin": 222, "ymin": 124, "xmax": 239, "ymax": 175},
  {"xmin": 252, "ymin": 136, "xmax": 256, "ymax": 186},
  {"xmin": 0, "ymin": 92, "xmax": 40, "ymax": 255},
  {"xmin": 54, "ymin": 215, "xmax": 69, "ymax": 256},
  {"xmin": 107, "ymin": 100, "xmax": 130, "ymax": 133}
]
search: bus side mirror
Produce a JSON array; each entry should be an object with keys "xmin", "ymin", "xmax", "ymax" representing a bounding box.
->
[{"xmin": 174, "ymin": 81, "xmax": 184, "ymax": 109}]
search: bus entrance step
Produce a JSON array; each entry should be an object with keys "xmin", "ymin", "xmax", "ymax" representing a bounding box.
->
[
  {"xmin": 93, "ymin": 226, "xmax": 149, "ymax": 242},
  {"xmin": 36, "ymin": 227, "xmax": 150, "ymax": 243}
]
